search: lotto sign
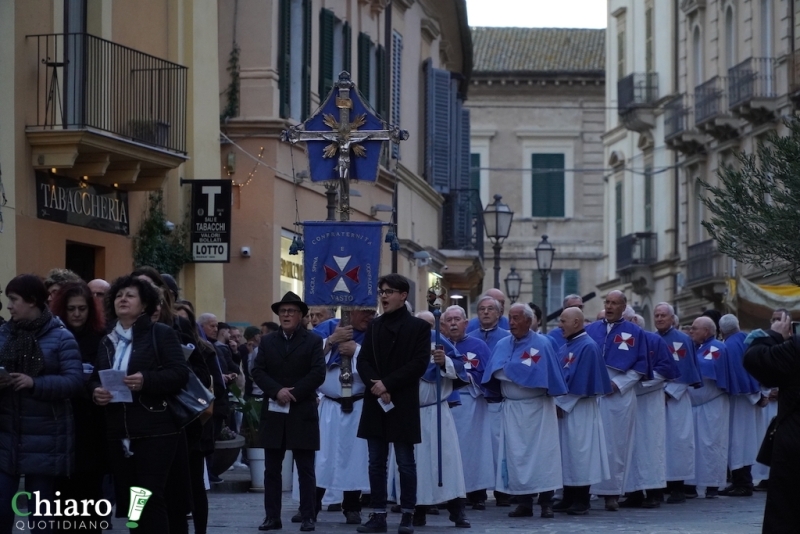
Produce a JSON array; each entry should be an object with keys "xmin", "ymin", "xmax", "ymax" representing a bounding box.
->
[{"xmin": 190, "ymin": 180, "xmax": 232, "ymax": 262}]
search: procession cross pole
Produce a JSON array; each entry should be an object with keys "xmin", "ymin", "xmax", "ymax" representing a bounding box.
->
[{"xmin": 281, "ymin": 71, "xmax": 408, "ymax": 409}]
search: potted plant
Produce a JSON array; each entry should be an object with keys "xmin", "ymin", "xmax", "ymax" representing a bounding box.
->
[
  {"xmin": 212, "ymin": 426, "xmax": 245, "ymax": 477},
  {"xmin": 230, "ymin": 384, "xmax": 265, "ymax": 491}
]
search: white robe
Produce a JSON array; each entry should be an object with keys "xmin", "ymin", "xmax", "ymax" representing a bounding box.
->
[
  {"xmin": 495, "ymin": 373, "xmax": 562, "ymax": 495},
  {"xmin": 665, "ymin": 382, "xmax": 695, "ymax": 481},
  {"xmin": 728, "ymin": 393, "xmax": 762, "ymax": 470},
  {"xmin": 413, "ymin": 357, "xmax": 466, "ymax": 505},
  {"xmin": 486, "ymin": 401, "xmax": 502, "ymax": 490},
  {"xmin": 752, "ymin": 395, "xmax": 777, "ymax": 482},
  {"xmin": 624, "ymin": 379, "xmax": 666, "ymax": 492},
  {"xmin": 687, "ymin": 379, "xmax": 730, "ymax": 488},
  {"xmin": 591, "ymin": 367, "xmax": 641, "ymax": 496},
  {"xmin": 554, "ymin": 394, "xmax": 609, "ymax": 487},
  {"xmin": 451, "ymin": 380, "xmax": 495, "ymax": 493}
]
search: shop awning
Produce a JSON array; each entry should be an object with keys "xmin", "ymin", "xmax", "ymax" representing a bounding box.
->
[{"xmin": 729, "ymin": 278, "xmax": 800, "ymax": 327}]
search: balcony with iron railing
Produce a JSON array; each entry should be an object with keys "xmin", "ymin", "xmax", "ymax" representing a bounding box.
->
[
  {"xmin": 789, "ymin": 49, "xmax": 800, "ymax": 104},
  {"xmin": 616, "ymin": 232, "xmax": 657, "ymax": 272},
  {"xmin": 694, "ymin": 76, "xmax": 738, "ymax": 140},
  {"xmin": 664, "ymin": 94, "xmax": 705, "ymax": 155},
  {"xmin": 727, "ymin": 57, "xmax": 777, "ymax": 122},
  {"xmin": 617, "ymin": 73, "xmax": 659, "ymax": 132},
  {"xmin": 687, "ymin": 239, "xmax": 725, "ymax": 285},
  {"xmin": 26, "ymin": 33, "xmax": 188, "ymax": 189},
  {"xmin": 441, "ymin": 188, "xmax": 484, "ymax": 259}
]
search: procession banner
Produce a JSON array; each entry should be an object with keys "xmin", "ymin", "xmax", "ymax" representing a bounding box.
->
[{"xmin": 303, "ymin": 221, "xmax": 382, "ymax": 308}]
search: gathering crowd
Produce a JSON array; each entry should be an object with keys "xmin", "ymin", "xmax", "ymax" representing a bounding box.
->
[{"xmin": 0, "ymin": 268, "xmax": 798, "ymax": 534}]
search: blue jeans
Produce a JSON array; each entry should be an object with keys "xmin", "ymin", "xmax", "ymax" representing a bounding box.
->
[
  {"xmin": 367, "ymin": 440, "xmax": 416, "ymax": 513},
  {"xmin": 0, "ymin": 472, "xmax": 56, "ymax": 534}
]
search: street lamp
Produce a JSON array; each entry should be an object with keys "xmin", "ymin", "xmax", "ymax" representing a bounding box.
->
[
  {"xmin": 483, "ymin": 194, "xmax": 514, "ymax": 289},
  {"xmin": 504, "ymin": 267, "xmax": 522, "ymax": 304},
  {"xmin": 535, "ymin": 235, "xmax": 556, "ymax": 333}
]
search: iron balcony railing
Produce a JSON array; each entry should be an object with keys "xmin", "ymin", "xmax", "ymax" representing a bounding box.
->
[
  {"xmin": 441, "ymin": 188, "xmax": 484, "ymax": 259},
  {"xmin": 664, "ymin": 94, "xmax": 690, "ymax": 140},
  {"xmin": 687, "ymin": 239, "xmax": 720, "ymax": 284},
  {"xmin": 694, "ymin": 76, "xmax": 728, "ymax": 124},
  {"xmin": 616, "ymin": 232, "xmax": 657, "ymax": 272},
  {"xmin": 29, "ymin": 33, "xmax": 187, "ymax": 154},
  {"xmin": 728, "ymin": 57, "xmax": 776, "ymax": 109},
  {"xmin": 618, "ymin": 73, "xmax": 659, "ymax": 113}
]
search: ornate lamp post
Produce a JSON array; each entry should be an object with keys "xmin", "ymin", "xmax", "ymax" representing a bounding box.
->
[
  {"xmin": 483, "ymin": 194, "xmax": 514, "ymax": 289},
  {"xmin": 535, "ymin": 235, "xmax": 556, "ymax": 333},
  {"xmin": 504, "ymin": 267, "xmax": 522, "ymax": 304}
]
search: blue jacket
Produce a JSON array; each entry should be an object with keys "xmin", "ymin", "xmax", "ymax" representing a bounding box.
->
[{"xmin": 0, "ymin": 315, "xmax": 83, "ymax": 476}]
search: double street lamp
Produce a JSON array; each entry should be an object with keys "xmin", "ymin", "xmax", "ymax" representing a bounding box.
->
[
  {"xmin": 535, "ymin": 235, "xmax": 556, "ymax": 333},
  {"xmin": 483, "ymin": 194, "xmax": 514, "ymax": 289}
]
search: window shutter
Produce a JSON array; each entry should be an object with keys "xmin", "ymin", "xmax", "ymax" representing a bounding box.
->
[
  {"xmin": 358, "ymin": 33, "xmax": 371, "ymax": 99},
  {"xmin": 376, "ymin": 45, "xmax": 388, "ymax": 119},
  {"xmin": 391, "ymin": 31, "xmax": 403, "ymax": 159},
  {"xmin": 278, "ymin": 0, "xmax": 291, "ymax": 118},
  {"xmin": 319, "ymin": 8, "xmax": 335, "ymax": 99},
  {"xmin": 531, "ymin": 153, "xmax": 565, "ymax": 217},
  {"xmin": 425, "ymin": 60, "xmax": 452, "ymax": 193},
  {"xmin": 563, "ymin": 270, "xmax": 580, "ymax": 297},
  {"xmin": 301, "ymin": 0, "xmax": 311, "ymax": 120},
  {"xmin": 470, "ymin": 153, "xmax": 480, "ymax": 191},
  {"xmin": 458, "ymin": 106, "xmax": 471, "ymax": 191},
  {"xmin": 342, "ymin": 22, "xmax": 352, "ymax": 75}
]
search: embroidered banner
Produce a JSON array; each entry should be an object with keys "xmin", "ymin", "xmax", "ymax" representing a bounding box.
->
[{"xmin": 303, "ymin": 221, "xmax": 383, "ymax": 307}]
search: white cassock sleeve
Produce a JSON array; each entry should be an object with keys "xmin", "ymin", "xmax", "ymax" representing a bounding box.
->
[
  {"xmin": 665, "ymin": 381, "xmax": 689, "ymax": 400},
  {"xmin": 554, "ymin": 393, "xmax": 582, "ymax": 413},
  {"xmin": 640, "ymin": 371, "xmax": 666, "ymax": 389},
  {"xmin": 439, "ymin": 356, "xmax": 458, "ymax": 379},
  {"xmin": 609, "ymin": 367, "xmax": 643, "ymax": 395}
]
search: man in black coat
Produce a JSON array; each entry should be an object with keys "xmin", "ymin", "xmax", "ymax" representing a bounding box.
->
[
  {"xmin": 252, "ymin": 292, "xmax": 326, "ymax": 532},
  {"xmin": 356, "ymin": 274, "xmax": 431, "ymax": 534},
  {"xmin": 743, "ymin": 312, "xmax": 800, "ymax": 534}
]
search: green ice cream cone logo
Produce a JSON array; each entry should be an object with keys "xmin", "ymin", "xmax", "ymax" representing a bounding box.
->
[{"xmin": 126, "ymin": 487, "xmax": 153, "ymax": 528}]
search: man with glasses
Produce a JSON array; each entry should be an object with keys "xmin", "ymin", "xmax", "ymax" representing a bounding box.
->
[
  {"xmin": 356, "ymin": 274, "xmax": 431, "ymax": 534},
  {"xmin": 87, "ymin": 279, "xmax": 110, "ymax": 307},
  {"xmin": 547, "ymin": 294, "xmax": 584, "ymax": 349},
  {"xmin": 467, "ymin": 289, "xmax": 510, "ymax": 334},
  {"xmin": 252, "ymin": 291, "xmax": 326, "ymax": 532}
]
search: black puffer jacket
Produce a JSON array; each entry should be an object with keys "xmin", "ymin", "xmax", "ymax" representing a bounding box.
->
[
  {"xmin": 92, "ymin": 315, "xmax": 190, "ymax": 439},
  {"xmin": 0, "ymin": 315, "xmax": 83, "ymax": 476}
]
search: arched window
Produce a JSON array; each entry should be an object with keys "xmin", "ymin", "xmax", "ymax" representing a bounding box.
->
[{"xmin": 725, "ymin": 6, "xmax": 736, "ymax": 69}]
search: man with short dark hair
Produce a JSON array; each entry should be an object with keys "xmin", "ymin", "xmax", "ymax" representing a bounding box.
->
[
  {"xmin": 356, "ymin": 274, "xmax": 431, "ymax": 534},
  {"xmin": 261, "ymin": 321, "xmax": 279, "ymax": 336}
]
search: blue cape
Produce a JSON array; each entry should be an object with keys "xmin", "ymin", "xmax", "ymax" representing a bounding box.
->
[
  {"xmin": 695, "ymin": 337, "xmax": 731, "ymax": 391},
  {"xmin": 422, "ymin": 331, "xmax": 469, "ymax": 386},
  {"xmin": 548, "ymin": 327, "xmax": 567, "ymax": 349},
  {"xmin": 481, "ymin": 331, "xmax": 568, "ymax": 395},
  {"xmin": 644, "ymin": 331, "xmax": 680, "ymax": 380},
  {"xmin": 558, "ymin": 332, "xmax": 612, "ymax": 396},
  {"xmin": 723, "ymin": 331, "xmax": 762, "ymax": 395},
  {"xmin": 313, "ymin": 318, "xmax": 367, "ymax": 369},
  {"xmin": 467, "ymin": 316, "xmax": 510, "ymax": 334},
  {"xmin": 585, "ymin": 320, "xmax": 649, "ymax": 375},
  {"xmin": 658, "ymin": 328, "xmax": 702, "ymax": 387},
  {"xmin": 468, "ymin": 325, "xmax": 510, "ymax": 352}
]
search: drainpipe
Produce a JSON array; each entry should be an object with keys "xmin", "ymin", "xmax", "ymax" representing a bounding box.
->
[
  {"xmin": 385, "ymin": 1, "xmax": 397, "ymax": 274},
  {"xmin": 673, "ymin": 0, "xmax": 681, "ymax": 302}
]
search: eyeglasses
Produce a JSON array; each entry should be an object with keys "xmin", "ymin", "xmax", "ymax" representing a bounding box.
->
[
  {"xmin": 377, "ymin": 289, "xmax": 400, "ymax": 296},
  {"xmin": 278, "ymin": 308, "xmax": 301, "ymax": 315}
]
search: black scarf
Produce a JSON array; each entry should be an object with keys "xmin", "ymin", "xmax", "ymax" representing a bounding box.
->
[{"xmin": 0, "ymin": 308, "xmax": 51, "ymax": 377}]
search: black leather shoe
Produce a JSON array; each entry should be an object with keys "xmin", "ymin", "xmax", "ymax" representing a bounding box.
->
[
  {"xmin": 398, "ymin": 512, "xmax": 415, "ymax": 534},
  {"xmin": 390, "ymin": 504, "xmax": 402, "ymax": 513},
  {"xmin": 567, "ymin": 503, "xmax": 590, "ymax": 515},
  {"xmin": 259, "ymin": 517, "xmax": 283, "ymax": 531},
  {"xmin": 300, "ymin": 519, "xmax": 315, "ymax": 532},
  {"xmin": 540, "ymin": 504, "xmax": 554, "ymax": 518},
  {"xmin": 357, "ymin": 513, "xmax": 387, "ymax": 533},
  {"xmin": 471, "ymin": 501, "xmax": 485, "ymax": 511},
  {"xmin": 726, "ymin": 486, "xmax": 753, "ymax": 497},
  {"xmin": 449, "ymin": 512, "xmax": 471, "ymax": 528},
  {"xmin": 718, "ymin": 484, "xmax": 735, "ymax": 496},
  {"xmin": 552, "ymin": 499, "xmax": 573, "ymax": 512},
  {"xmin": 754, "ymin": 480, "xmax": 769, "ymax": 492},
  {"xmin": 620, "ymin": 496, "xmax": 643, "ymax": 508},
  {"xmin": 495, "ymin": 497, "xmax": 510, "ymax": 507},
  {"xmin": 666, "ymin": 491, "xmax": 686, "ymax": 504},
  {"xmin": 508, "ymin": 505, "xmax": 533, "ymax": 517},
  {"xmin": 291, "ymin": 511, "xmax": 302, "ymax": 523},
  {"xmin": 641, "ymin": 497, "xmax": 660, "ymax": 509},
  {"xmin": 344, "ymin": 511, "xmax": 362, "ymax": 524},
  {"xmin": 327, "ymin": 503, "xmax": 342, "ymax": 512},
  {"xmin": 684, "ymin": 485, "xmax": 698, "ymax": 499},
  {"xmin": 705, "ymin": 487, "xmax": 719, "ymax": 499},
  {"xmin": 412, "ymin": 509, "xmax": 426, "ymax": 527}
]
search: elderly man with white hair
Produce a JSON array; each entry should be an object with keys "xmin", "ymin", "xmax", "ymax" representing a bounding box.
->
[
  {"xmin": 467, "ymin": 289, "xmax": 509, "ymax": 333},
  {"xmin": 482, "ymin": 303, "xmax": 567, "ymax": 519},
  {"xmin": 719, "ymin": 313, "xmax": 763, "ymax": 497}
]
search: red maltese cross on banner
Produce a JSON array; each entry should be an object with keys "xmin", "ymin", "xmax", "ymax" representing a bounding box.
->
[
  {"xmin": 521, "ymin": 348, "xmax": 541, "ymax": 366},
  {"xmin": 614, "ymin": 332, "xmax": 635, "ymax": 351},
  {"xmin": 462, "ymin": 353, "xmax": 479, "ymax": 370},
  {"xmin": 323, "ymin": 255, "xmax": 360, "ymax": 294},
  {"xmin": 703, "ymin": 345, "xmax": 721, "ymax": 360},
  {"xmin": 671, "ymin": 342, "xmax": 687, "ymax": 361}
]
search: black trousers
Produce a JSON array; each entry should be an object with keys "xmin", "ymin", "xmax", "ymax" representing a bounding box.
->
[
  {"xmin": 264, "ymin": 448, "xmax": 316, "ymax": 521},
  {"xmin": 316, "ymin": 487, "xmax": 362, "ymax": 513},
  {"xmin": 188, "ymin": 449, "xmax": 209, "ymax": 534},
  {"xmin": 517, "ymin": 490, "xmax": 555, "ymax": 507},
  {"xmin": 54, "ymin": 469, "xmax": 106, "ymax": 534},
  {"xmin": 731, "ymin": 465, "xmax": 753, "ymax": 488}
]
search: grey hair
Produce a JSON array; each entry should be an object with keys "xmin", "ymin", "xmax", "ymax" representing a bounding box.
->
[
  {"xmin": 655, "ymin": 302, "xmax": 675, "ymax": 316},
  {"xmin": 509, "ymin": 302, "xmax": 534, "ymax": 321},
  {"xmin": 476, "ymin": 295, "xmax": 501, "ymax": 312},
  {"xmin": 623, "ymin": 305, "xmax": 636, "ymax": 320},
  {"xmin": 444, "ymin": 305, "xmax": 467, "ymax": 320},
  {"xmin": 197, "ymin": 313, "xmax": 217, "ymax": 325},
  {"xmin": 719, "ymin": 314, "xmax": 740, "ymax": 335},
  {"xmin": 562, "ymin": 294, "xmax": 582, "ymax": 307},
  {"xmin": 632, "ymin": 314, "xmax": 646, "ymax": 328},
  {"xmin": 673, "ymin": 314, "xmax": 680, "ymax": 327}
]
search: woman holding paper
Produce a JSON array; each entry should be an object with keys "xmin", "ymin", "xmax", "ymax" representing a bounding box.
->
[
  {"xmin": 51, "ymin": 281, "xmax": 108, "ymax": 533},
  {"xmin": 91, "ymin": 275, "xmax": 190, "ymax": 533},
  {"xmin": 0, "ymin": 274, "xmax": 83, "ymax": 533}
]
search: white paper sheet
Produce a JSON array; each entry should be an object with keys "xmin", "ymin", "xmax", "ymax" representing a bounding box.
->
[{"xmin": 99, "ymin": 369, "xmax": 133, "ymax": 403}]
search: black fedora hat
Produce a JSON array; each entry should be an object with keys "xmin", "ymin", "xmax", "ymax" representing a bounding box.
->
[{"xmin": 271, "ymin": 291, "xmax": 309, "ymax": 317}]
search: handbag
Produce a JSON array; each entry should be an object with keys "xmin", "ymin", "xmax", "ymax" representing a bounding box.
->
[
  {"xmin": 152, "ymin": 325, "xmax": 215, "ymax": 429},
  {"xmin": 756, "ymin": 394, "xmax": 799, "ymax": 467}
]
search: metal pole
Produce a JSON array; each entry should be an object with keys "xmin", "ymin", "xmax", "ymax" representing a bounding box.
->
[
  {"xmin": 325, "ymin": 182, "xmax": 338, "ymax": 221},
  {"xmin": 433, "ymin": 304, "xmax": 443, "ymax": 487},
  {"xmin": 540, "ymin": 271, "xmax": 549, "ymax": 334},
  {"xmin": 493, "ymin": 242, "xmax": 502, "ymax": 289}
]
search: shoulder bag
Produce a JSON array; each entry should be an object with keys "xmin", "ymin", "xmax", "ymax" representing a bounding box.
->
[
  {"xmin": 756, "ymin": 393, "xmax": 799, "ymax": 467},
  {"xmin": 152, "ymin": 325, "xmax": 215, "ymax": 428}
]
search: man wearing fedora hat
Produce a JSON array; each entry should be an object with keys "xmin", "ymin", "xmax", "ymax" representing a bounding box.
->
[{"xmin": 253, "ymin": 291, "xmax": 326, "ymax": 532}]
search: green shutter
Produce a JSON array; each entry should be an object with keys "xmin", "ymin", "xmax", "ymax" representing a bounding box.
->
[
  {"xmin": 278, "ymin": 0, "xmax": 291, "ymax": 118},
  {"xmin": 531, "ymin": 153, "xmax": 565, "ymax": 217},
  {"xmin": 564, "ymin": 270, "xmax": 579, "ymax": 296},
  {"xmin": 470, "ymin": 153, "xmax": 480, "ymax": 191},
  {"xmin": 343, "ymin": 22, "xmax": 352, "ymax": 75},
  {"xmin": 390, "ymin": 31, "xmax": 403, "ymax": 159},
  {"xmin": 319, "ymin": 8, "xmax": 335, "ymax": 100},
  {"xmin": 301, "ymin": 0, "xmax": 311, "ymax": 120},
  {"xmin": 358, "ymin": 33, "xmax": 371, "ymax": 99},
  {"xmin": 425, "ymin": 60, "xmax": 452, "ymax": 193}
]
